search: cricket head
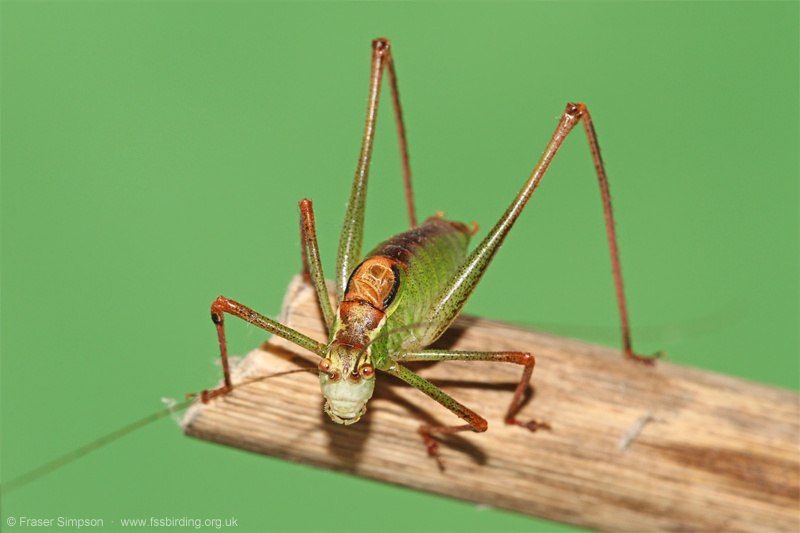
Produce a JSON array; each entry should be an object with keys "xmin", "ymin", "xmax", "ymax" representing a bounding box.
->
[{"xmin": 318, "ymin": 344, "xmax": 376, "ymax": 425}]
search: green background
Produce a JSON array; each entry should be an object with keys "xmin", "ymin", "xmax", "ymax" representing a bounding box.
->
[{"xmin": 3, "ymin": 2, "xmax": 797, "ymax": 532}]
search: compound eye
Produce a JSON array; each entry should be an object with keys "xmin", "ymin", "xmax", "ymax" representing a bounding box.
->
[
  {"xmin": 318, "ymin": 358, "xmax": 338, "ymax": 380},
  {"xmin": 360, "ymin": 365, "xmax": 374, "ymax": 379}
]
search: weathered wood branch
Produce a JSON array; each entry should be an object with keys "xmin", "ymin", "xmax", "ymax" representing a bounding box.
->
[{"xmin": 182, "ymin": 276, "xmax": 799, "ymax": 532}]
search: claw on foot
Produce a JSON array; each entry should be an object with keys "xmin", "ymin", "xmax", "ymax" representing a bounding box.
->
[
  {"xmin": 187, "ymin": 386, "xmax": 231, "ymax": 404},
  {"xmin": 506, "ymin": 417, "xmax": 551, "ymax": 432},
  {"xmin": 625, "ymin": 349, "xmax": 665, "ymax": 366}
]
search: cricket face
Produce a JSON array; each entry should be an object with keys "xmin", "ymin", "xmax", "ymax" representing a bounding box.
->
[{"xmin": 318, "ymin": 345, "xmax": 376, "ymax": 425}]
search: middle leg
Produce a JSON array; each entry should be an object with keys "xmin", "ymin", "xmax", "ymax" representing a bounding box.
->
[
  {"xmin": 384, "ymin": 350, "xmax": 548, "ymax": 468},
  {"xmin": 396, "ymin": 350, "xmax": 550, "ymax": 430}
]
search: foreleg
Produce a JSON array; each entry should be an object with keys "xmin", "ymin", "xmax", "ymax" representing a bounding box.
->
[{"xmin": 190, "ymin": 297, "xmax": 325, "ymax": 403}]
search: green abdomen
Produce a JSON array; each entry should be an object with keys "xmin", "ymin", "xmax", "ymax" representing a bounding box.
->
[{"xmin": 363, "ymin": 216, "xmax": 471, "ymax": 351}]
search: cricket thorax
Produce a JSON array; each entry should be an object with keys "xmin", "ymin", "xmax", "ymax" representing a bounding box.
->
[{"xmin": 345, "ymin": 257, "xmax": 399, "ymax": 311}]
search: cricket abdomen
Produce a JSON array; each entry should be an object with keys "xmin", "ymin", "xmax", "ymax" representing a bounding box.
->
[{"xmin": 363, "ymin": 216, "xmax": 473, "ymax": 349}]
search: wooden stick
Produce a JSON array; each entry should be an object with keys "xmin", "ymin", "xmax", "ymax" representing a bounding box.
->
[{"xmin": 182, "ymin": 276, "xmax": 799, "ymax": 532}]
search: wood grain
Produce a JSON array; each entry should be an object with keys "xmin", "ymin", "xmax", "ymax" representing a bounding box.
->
[{"xmin": 182, "ymin": 276, "xmax": 799, "ymax": 532}]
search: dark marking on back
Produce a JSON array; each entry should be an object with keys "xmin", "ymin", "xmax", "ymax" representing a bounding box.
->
[
  {"xmin": 369, "ymin": 217, "xmax": 471, "ymax": 268},
  {"xmin": 385, "ymin": 264, "xmax": 401, "ymax": 308}
]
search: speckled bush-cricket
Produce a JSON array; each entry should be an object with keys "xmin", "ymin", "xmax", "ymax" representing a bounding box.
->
[
  {"xmin": 5, "ymin": 38, "xmax": 656, "ymax": 490},
  {"xmin": 191, "ymin": 37, "xmax": 656, "ymax": 465}
]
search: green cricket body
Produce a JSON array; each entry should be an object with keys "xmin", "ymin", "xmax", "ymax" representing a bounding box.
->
[{"xmin": 320, "ymin": 216, "xmax": 472, "ymax": 424}]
